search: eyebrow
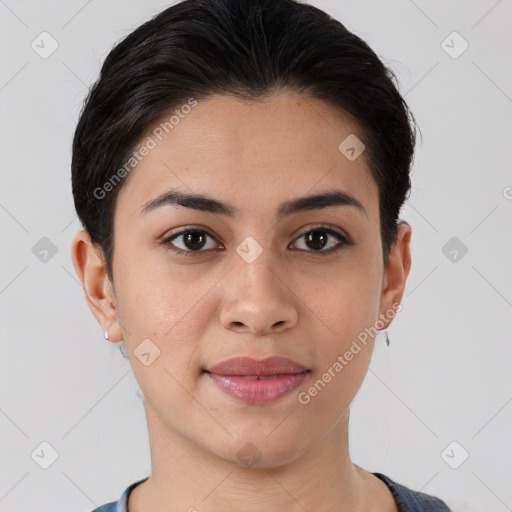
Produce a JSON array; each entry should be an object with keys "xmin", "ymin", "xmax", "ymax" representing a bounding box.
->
[{"xmin": 140, "ymin": 188, "xmax": 367, "ymax": 220}]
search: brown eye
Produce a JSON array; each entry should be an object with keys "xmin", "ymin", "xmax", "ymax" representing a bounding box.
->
[
  {"xmin": 163, "ymin": 228, "xmax": 219, "ymax": 255},
  {"xmin": 291, "ymin": 227, "xmax": 349, "ymax": 253},
  {"xmin": 181, "ymin": 230, "xmax": 208, "ymax": 250},
  {"xmin": 162, "ymin": 225, "xmax": 350, "ymax": 257}
]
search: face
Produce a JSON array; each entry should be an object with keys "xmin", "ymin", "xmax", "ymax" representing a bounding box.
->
[{"xmin": 73, "ymin": 91, "xmax": 411, "ymax": 469}]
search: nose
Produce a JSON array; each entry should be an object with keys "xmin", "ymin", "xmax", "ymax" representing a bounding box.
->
[{"xmin": 219, "ymin": 251, "xmax": 298, "ymax": 336}]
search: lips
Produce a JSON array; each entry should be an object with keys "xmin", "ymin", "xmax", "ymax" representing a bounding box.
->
[
  {"xmin": 204, "ymin": 356, "xmax": 310, "ymax": 404},
  {"xmin": 206, "ymin": 356, "xmax": 308, "ymax": 376}
]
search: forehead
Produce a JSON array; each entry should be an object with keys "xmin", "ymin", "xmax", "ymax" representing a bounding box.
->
[{"xmin": 116, "ymin": 91, "xmax": 379, "ymax": 222}]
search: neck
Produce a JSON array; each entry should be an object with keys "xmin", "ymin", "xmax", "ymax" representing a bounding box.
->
[{"xmin": 129, "ymin": 404, "xmax": 369, "ymax": 512}]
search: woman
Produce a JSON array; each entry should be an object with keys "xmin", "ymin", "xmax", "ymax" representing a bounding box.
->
[{"xmin": 70, "ymin": 0, "xmax": 452, "ymax": 510}]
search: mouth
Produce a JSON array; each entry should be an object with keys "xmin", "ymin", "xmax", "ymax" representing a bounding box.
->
[{"xmin": 203, "ymin": 356, "xmax": 311, "ymax": 404}]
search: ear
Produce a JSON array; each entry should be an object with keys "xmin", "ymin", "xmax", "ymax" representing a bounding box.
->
[
  {"xmin": 70, "ymin": 229, "xmax": 123, "ymax": 342},
  {"xmin": 378, "ymin": 221, "xmax": 412, "ymax": 327}
]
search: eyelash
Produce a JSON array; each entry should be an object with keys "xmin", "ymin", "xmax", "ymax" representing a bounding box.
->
[{"xmin": 161, "ymin": 225, "xmax": 350, "ymax": 257}]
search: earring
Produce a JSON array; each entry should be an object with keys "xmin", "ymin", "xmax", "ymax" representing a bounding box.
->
[
  {"xmin": 385, "ymin": 330, "xmax": 390, "ymax": 346},
  {"xmin": 104, "ymin": 329, "xmax": 109, "ymax": 340}
]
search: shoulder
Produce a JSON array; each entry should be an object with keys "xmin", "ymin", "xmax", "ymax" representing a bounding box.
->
[
  {"xmin": 372, "ymin": 472, "xmax": 452, "ymax": 512},
  {"xmin": 89, "ymin": 478, "xmax": 149, "ymax": 512},
  {"xmin": 90, "ymin": 503, "xmax": 117, "ymax": 512}
]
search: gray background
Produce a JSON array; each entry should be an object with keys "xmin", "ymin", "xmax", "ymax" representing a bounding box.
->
[{"xmin": 1, "ymin": 0, "xmax": 511, "ymax": 511}]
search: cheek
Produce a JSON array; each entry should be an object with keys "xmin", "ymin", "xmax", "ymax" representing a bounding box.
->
[
  {"xmin": 294, "ymin": 338, "xmax": 373, "ymax": 443},
  {"xmin": 117, "ymin": 276, "xmax": 207, "ymax": 411},
  {"xmin": 114, "ymin": 257, "xmax": 218, "ymax": 378},
  {"xmin": 303, "ymin": 259, "xmax": 381, "ymax": 392},
  {"xmin": 115, "ymin": 250, "xmax": 200, "ymax": 332},
  {"xmin": 307, "ymin": 264, "xmax": 381, "ymax": 338}
]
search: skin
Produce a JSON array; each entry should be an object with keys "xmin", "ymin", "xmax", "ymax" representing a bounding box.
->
[{"xmin": 71, "ymin": 91, "xmax": 411, "ymax": 511}]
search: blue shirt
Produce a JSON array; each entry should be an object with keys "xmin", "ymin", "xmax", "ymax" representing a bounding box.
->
[{"xmin": 90, "ymin": 473, "xmax": 451, "ymax": 511}]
